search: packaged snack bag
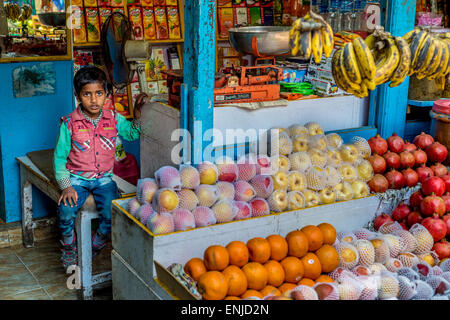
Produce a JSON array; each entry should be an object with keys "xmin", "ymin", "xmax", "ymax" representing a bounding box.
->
[
  {"xmin": 142, "ymin": 7, "xmax": 157, "ymax": 40},
  {"xmin": 154, "ymin": 6, "xmax": 169, "ymax": 40},
  {"xmin": 166, "ymin": 6, "xmax": 181, "ymax": 39},
  {"xmin": 99, "ymin": 6, "xmax": 112, "ymax": 32},
  {"xmin": 85, "ymin": 7, "xmax": 101, "ymax": 42},
  {"xmin": 128, "ymin": 5, "xmax": 144, "ymax": 40},
  {"xmin": 72, "ymin": 7, "xmax": 87, "ymax": 43}
]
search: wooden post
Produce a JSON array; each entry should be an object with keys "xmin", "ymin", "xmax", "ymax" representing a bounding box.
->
[
  {"xmin": 182, "ymin": 0, "xmax": 216, "ymax": 164},
  {"xmin": 373, "ymin": 0, "xmax": 416, "ymax": 138}
]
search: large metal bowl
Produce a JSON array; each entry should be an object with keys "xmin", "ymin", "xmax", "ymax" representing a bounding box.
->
[
  {"xmin": 228, "ymin": 26, "xmax": 290, "ymax": 56},
  {"xmin": 38, "ymin": 13, "xmax": 66, "ymax": 27}
]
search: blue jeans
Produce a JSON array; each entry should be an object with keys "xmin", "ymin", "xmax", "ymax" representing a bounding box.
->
[{"xmin": 58, "ymin": 175, "xmax": 119, "ymax": 238}]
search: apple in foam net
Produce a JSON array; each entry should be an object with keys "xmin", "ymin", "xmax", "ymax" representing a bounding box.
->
[
  {"xmin": 319, "ymin": 187, "xmax": 336, "ymax": 204},
  {"xmin": 333, "ymin": 182, "xmax": 354, "ymax": 201},
  {"xmin": 356, "ymin": 160, "xmax": 374, "ymax": 181},
  {"xmin": 339, "ymin": 164, "xmax": 358, "ymax": 182},
  {"xmin": 287, "ymin": 171, "xmax": 307, "ymax": 192},
  {"xmin": 327, "ymin": 149, "xmax": 343, "ymax": 167},
  {"xmin": 303, "ymin": 189, "xmax": 320, "ymax": 207},
  {"xmin": 292, "ymin": 133, "xmax": 309, "ymax": 152},
  {"xmin": 287, "ymin": 191, "xmax": 305, "ymax": 210},
  {"xmin": 339, "ymin": 144, "xmax": 360, "ymax": 164},
  {"xmin": 351, "ymin": 180, "xmax": 370, "ymax": 199},
  {"xmin": 272, "ymin": 171, "xmax": 288, "ymax": 190}
]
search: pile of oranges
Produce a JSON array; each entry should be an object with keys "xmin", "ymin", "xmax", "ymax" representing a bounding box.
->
[{"xmin": 183, "ymin": 222, "xmax": 340, "ymax": 300}]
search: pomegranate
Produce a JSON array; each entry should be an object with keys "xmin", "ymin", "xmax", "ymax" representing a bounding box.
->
[
  {"xmin": 431, "ymin": 163, "xmax": 448, "ymax": 177},
  {"xmin": 441, "ymin": 193, "xmax": 450, "ymax": 213},
  {"xmin": 413, "ymin": 132, "xmax": 434, "ymax": 150},
  {"xmin": 409, "ymin": 190, "xmax": 424, "ymax": 208},
  {"xmin": 368, "ymin": 174, "xmax": 389, "ymax": 193},
  {"xmin": 420, "ymin": 193, "xmax": 446, "ymax": 217},
  {"xmin": 387, "ymin": 133, "xmax": 405, "ymax": 153},
  {"xmin": 441, "ymin": 174, "xmax": 450, "ymax": 193},
  {"xmin": 412, "ymin": 149, "xmax": 428, "ymax": 167},
  {"xmin": 401, "ymin": 168, "xmax": 419, "ymax": 187},
  {"xmin": 422, "ymin": 215, "xmax": 447, "ymax": 242},
  {"xmin": 383, "ymin": 152, "xmax": 401, "ymax": 170},
  {"xmin": 407, "ymin": 211, "xmax": 424, "ymax": 227},
  {"xmin": 374, "ymin": 213, "xmax": 394, "ymax": 231},
  {"xmin": 432, "ymin": 240, "xmax": 450, "ymax": 260},
  {"xmin": 403, "ymin": 141, "xmax": 417, "ymax": 152},
  {"xmin": 443, "ymin": 214, "xmax": 450, "ymax": 236},
  {"xmin": 399, "ymin": 221, "xmax": 408, "ymax": 230},
  {"xmin": 385, "ymin": 169, "xmax": 406, "ymax": 189},
  {"xmin": 426, "ymin": 142, "xmax": 448, "ymax": 163},
  {"xmin": 421, "ymin": 176, "xmax": 446, "ymax": 197},
  {"xmin": 399, "ymin": 151, "xmax": 415, "ymax": 168},
  {"xmin": 368, "ymin": 154, "xmax": 387, "ymax": 174},
  {"xmin": 392, "ymin": 203, "xmax": 412, "ymax": 221},
  {"xmin": 368, "ymin": 134, "xmax": 388, "ymax": 156},
  {"xmin": 416, "ymin": 165, "xmax": 434, "ymax": 184}
]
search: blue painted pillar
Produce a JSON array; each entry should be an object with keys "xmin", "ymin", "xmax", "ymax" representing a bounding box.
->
[
  {"xmin": 183, "ymin": 0, "xmax": 216, "ymax": 164},
  {"xmin": 374, "ymin": 0, "xmax": 416, "ymax": 138}
]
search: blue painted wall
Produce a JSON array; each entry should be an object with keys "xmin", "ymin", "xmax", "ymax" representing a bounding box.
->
[{"xmin": 0, "ymin": 60, "xmax": 74, "ymax": 223}]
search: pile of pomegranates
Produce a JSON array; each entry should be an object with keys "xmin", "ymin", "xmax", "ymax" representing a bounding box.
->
[
  {"xmin": 367, "ymin": 132, "xmax": 449, "ymax": 193},
  {"xmin": 374, "ymin": 174, "xmax": 450, "ymax": 260}
]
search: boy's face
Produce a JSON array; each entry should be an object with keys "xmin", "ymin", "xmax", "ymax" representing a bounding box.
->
[{"xmin": 77, "ymin": 82, "xmax": 107, "ymax": 118}]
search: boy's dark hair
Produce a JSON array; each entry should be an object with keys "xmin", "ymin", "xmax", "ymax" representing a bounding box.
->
[{"xmin": 73, "ymin": 66, "xmax": 111, "ymax": 97}]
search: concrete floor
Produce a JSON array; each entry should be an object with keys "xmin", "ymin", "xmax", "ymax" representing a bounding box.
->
[{"xmin": 0, "ymin": 238, "xmax": 113, "ymax": 300}]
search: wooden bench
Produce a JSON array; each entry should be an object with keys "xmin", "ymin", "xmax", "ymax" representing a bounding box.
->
[{"xmin": 16, "ymin": 155, "xmax": 137, "ymax": 300}]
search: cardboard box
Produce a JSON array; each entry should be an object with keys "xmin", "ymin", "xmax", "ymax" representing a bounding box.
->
[
  {"xmin": 154, "ymin": 6, "xmax": 169, "ymax": 40},
  {"xmin": 85, "ymin": 8, "xmax": 101, "ymax": 42},
  {"xmin": 142, "ymin": 7, "xmax": 157, "ymax": 40},
  {"xmin": 218, "ymin": 7, "xmax": 234, "ymax": 38},
  {"xmin": 128, "ymin": 5, "xmax": 144, "ymax": 40},
  {"xmin": 166, "ymin": 6, "xmax": 181, "ymax": 39}
]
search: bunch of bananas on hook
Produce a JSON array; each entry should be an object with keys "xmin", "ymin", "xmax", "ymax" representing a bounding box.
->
[{"xmin": 289, "ymin": 10, "xmax": 334, "ymax": 64}]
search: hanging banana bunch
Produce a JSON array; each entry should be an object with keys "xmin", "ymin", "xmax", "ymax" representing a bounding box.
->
[
  {"xmin": 404, "ymin": 27, "xmax": 450, "ymax": 90},
  {"xmin": 19, "ymin": 4, "xmax": 33, "ymax": 22},
  {"xmin": 5, "ymin": 2, "xmax": 22, "ymax": 21},
  {"xmin": 332, "ymin": 26, "xmax": 413, "ymax": 98},
  {"xmin": 289, "ymin": 11, "xmax": 334, "ymax": 64}
]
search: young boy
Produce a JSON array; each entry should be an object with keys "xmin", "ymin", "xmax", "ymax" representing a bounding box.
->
[{"xmin": 54, "ymin": 66, "xmax": 147, "ymax": 269}]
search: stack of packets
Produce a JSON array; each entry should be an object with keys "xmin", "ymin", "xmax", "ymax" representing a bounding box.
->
[
  {"xmin": 304, "ymin": 48, "xmax": 346, "ymax": 97},
  {"xmin": 217, "ymin": 42, "xmax": 241, "ymax": 68},
  {"xmin": 276, "ymin": 60, "xmax": 308, "ymax": 83},
  {"xmin": 217, "ymin": 0, "xmax": 283, "ymax": 40},
  {"xmin": 71, "ymin": 0, "xmax": 182, "ymax": 44}
]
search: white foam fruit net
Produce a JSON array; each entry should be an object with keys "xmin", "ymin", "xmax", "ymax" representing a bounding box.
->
[
  {"xmin": 288, "ymin": 124, "xmax": 308, "ymax": 137},
  {"xmin": 412, "ymin": 280, "xmax": 434, "ymax": 300},
  {"xmin": 192, "ymin": 206, "xmax": 216, "ymax": 227},
  {"xmin": 378, "ymin": 221, "xmax": 404, "ymax": 234},
  {"xmin": 127, "ymin": 197, "xmax": 141, "ymax": 217},
  {"xmin": 151, "ymin": 188, "xmax": 179, "ymax": 213},
  {"xmin": 308, "ymin": 149, "xmax": 328, "ymax": 168},
  {"xmin": 179, "ymin": 164, "xmax": 200, "ymax": 189},
  {"xmin": 392, "ymin": 229, "xmax": 418, "ymax": 253},
  {"xmin": 308, "ymin": 134, "xmax": 328, "ymax": 151},
  {"xmin": 288, "ymin": 152, "xmax": 311, "ymax": 172},
  {"xmin": 350, "ymin": 136, "xmax": 371, "ymax": 159},
  {"xmin": 287, "ymin": 171, "xmax": 307, "ymax": 192},
  {"xmin": 216, "ymin": 181, "xmax": 236, "ymax": 202},
  {"xmin": 267, "ymin": 190, "xmax": 288, "ymax": 213},
  {"xmin": 326, "ymin": 133, "xmax": 343, "ymax": 150},
  {"xmin": 338, "ymin": 164, "xmax": 358, "ymax": 183},
  {"xmin": 397, "ymin": 252, "xmax": 420, "ymax": 268},
  {"xmin": 336, "ymin": 242, "xmax": 360, "ymax": 270},
  {"xmin": 409, "ymin": 224, "xmax": 434, "ymax": 255},
  {"xmin": 292, "ymin": 133, "xmax": 310, "ymax": 153},
  {"xmin": 358, "ymin": 275, "xmax": 379, "ymax": 300},
  {"xmin": 353, "ymin": 228, "xmax": 376, "ymax": 240},
  {"xmin": 194, "ymin": 184, "xmax": 219, "ymax": 207},
  {"xmin": 274, "ymin": 131, "xmax": 293, "ymax": 156},
  {"xmin": 304, "ymin": 122, "xmax": 324, "ymax": 136},
  {"xmin": 334, "ymin": 181, "xmax": 354, "ymax": 201},
  {"xmin": 377, "ymin": 271, "xmax": 400, "ymax": 299},
  {"xmin": 136, "ymin": 178, "xmax": 158, "ymax": 204},
  {"xmin": 287, "ymin": 190, "xmax": 305, "ymax": 210},
  {"xmin": 397, "ymin": 275, "xmax": 417, "ymax": 300},
  {"xmin": 368, "ymin": 237, "xmax": 390, "ymax": 264},
  {"xmin": 354, "ymin": 239, "xmax": 375, "ymax": 267},
  {"xmin": 326, "ymin": 149, "xmax": 343, "ymax": 168},
  {"xmin": 211, "ymin": 199, "xmax": 238, "ymax": 223},
  {"xmin": 305, "ymin": 166, "xmax": 327, "ymax": 191},
  {"xmin": 272, "ymin": 155, "xmax": 291, "ymax": 172},
  {"xmin": 382, "ymin": 234, "xmax": 404, "ymax": 258},
  {"xmin": 384, "ymin": 257, "xmax": 404, "ymax": 273},
  {"xmin": 355, "ymin": 159, "xmax": 374, "ymax": 182},
  {"xmin": 291, "ymin": 285, "xmax": 319, "ymax": 300},
  {"xmin": 177, "ymin": 189, "xmax": 199, "ymax": 211},
  {"xmin": 154, "ymin": 166, "xmax": 182, "ymax": 190},
  {"xmin": 313, "ymin": 282, "xmax": 340, "ymax": 300},
  {"xmin": 324, "ymin": 166, "xmax": 342, "ymax": 187}
]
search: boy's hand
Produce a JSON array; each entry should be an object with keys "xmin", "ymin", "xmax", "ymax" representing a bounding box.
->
[
  {"xmin": 58, "ymin": 187, "xmax": 78, "ymax": 208},
  {"xmin": 133, "ymin": 93, "xmax": 148, "ymax": 119}
]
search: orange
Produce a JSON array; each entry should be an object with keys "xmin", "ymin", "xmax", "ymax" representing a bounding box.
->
[
  {"xmin": 184, "ymin": 257, "xmax": 207, "ymax": 281},
  {"xmin": 297, "ymin": 278, "xmax": 315, "ymax": 287},
  {"xmin": 241, "ymin": 289, "xmax": 264, "ymax": 299},
  {"xmin": 315, "ymin": 274, "xmax": 334, "ymax": 283},
  {"xmin": 315, "ymin": 244, "xmax": 339, "ymax": 273},
  {"xmin": 285, "ymin": 230, "xmax": 309, "ymax": 258},
  {"xmin": 247, "ymin": 237, "xmax": 271, "ymax": 264},
  {"xmin": 266, "ymin": 234, "xmax": 288, "ymax": 261},
  {"xmin": 300, "ymin": 225, "xmax": 324, "ymax": 251},
  {"xmin": 300, "ymin": 252, "xmax": 322, "ymax": 280},
  {"xmin": 224, "ymin": 296, "xmax": 241, "ymax": 300},
  {"xmin": 226, "ymin": 241, "xmax": 249, "ymax": 267},
  {"xmin": 263, "ymin": 260, "xmax": 285, "ymax": 287},
  {"xmin": 203, "ymin": 245, "xmax": 229, "ymax": 271},
  {"xmin": 260, "ymin": 285, "xmax": 281, "ymax": 297},
  {"xmin": 241, "ymin": 262, "xmax": 268, "ymax": 291},
  {"xmin": 278, "ymin": 282, "xmax": 297, "ymax": 294},
  {"xmin": 280, "ymin": 256, "xmax": 304, "ymax": 283},
  {"xmin": 317, "ymin": 223, "xmax": 337, "ymax": 245},
  {"xmin": 222, "ymin": 265, "xmax": 248, "ymax": 297},
  {"xmin": 197, "ymin": 271, "xmax": 228, "ymax": 300}
]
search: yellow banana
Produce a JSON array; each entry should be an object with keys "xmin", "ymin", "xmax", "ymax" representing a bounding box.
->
[
  {"xmin": 409, "ymin": 30, "xmax": 429, "ymax": 74},
  {"xmin": 363, "ymin": 78, "xmax": 376, "ymax": 91},
  {"xmin": 374, "ymin": 37, "xmax": 400, "ymax": 85},
  {"xmin": 428, "ymin": 41, "xmax": 449, "ymax": 79},
  {"xmin": 321, "ymin": 22, "xmax": 334, "ymax": 58},
  {"xmin": 414, "ymin": 35, "xmax": 434, "ymax": 73},
  {"xmin": 290, "ymin": 18, "xmax": 302, "ymax": 38},
  {"xmin": 312, "ymin": 29, "xmax": 323, "ymax": 64},
  {"xmin": 298, "ymin": 31, "xmax": 312, "ymax": 59},
  {"xmin": 435, "ymin": 76, "xmax": 445, "ymax": 90},
  {"xmin": 342, "ymin": 42, "xmax": 362, "ymax": 85},
  {"xmin": 352, "ymin": 37, "xmax": 376, "ymax": 82},
  {"xmin": 389, "ymin": 36, "xmax": 412, "ymax": 87},
  {"xmin": 338, "ymin": 48, "xmax": 362, "ymax": 92},
  {"xmin": 403, "ymin": 28, "xmax": 420, "ymax": 44},
  {"xmin": 290, "ymin": 30, "xmax": 301, "ymax": 56},
  {"xmin": 420, "ymin": 38, "xmax": 443, "ymax": 79},
  {"xmin": 332, "ymin": 49, "xmax": 358, "ymax": 94}
]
